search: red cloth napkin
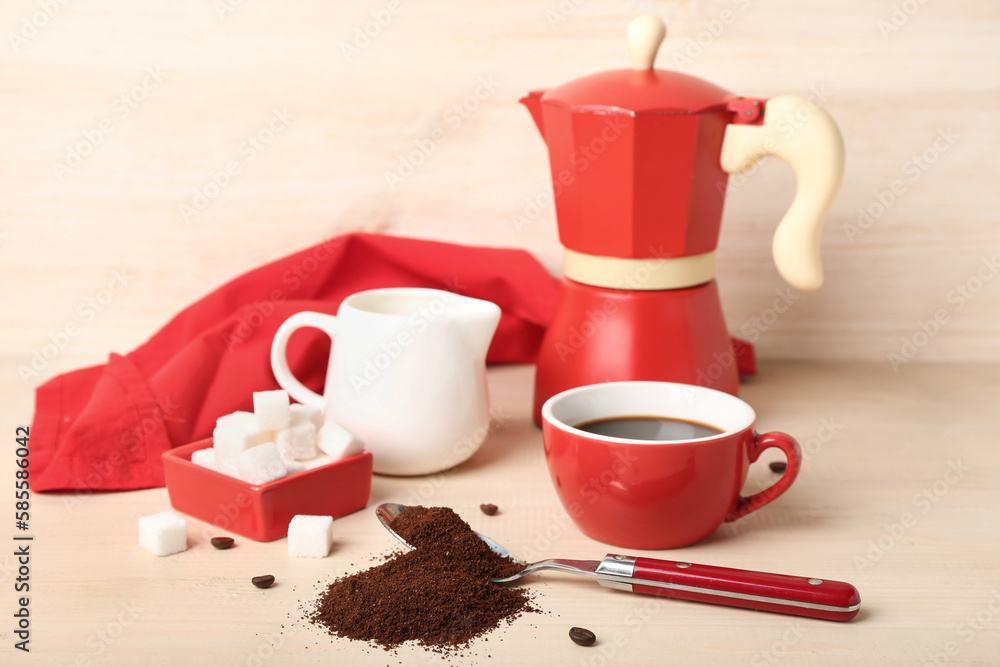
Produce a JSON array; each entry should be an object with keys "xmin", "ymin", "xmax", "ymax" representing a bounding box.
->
[{"xmin": 29, "ymin": 233, "xmax": 559, "ymax": 492}]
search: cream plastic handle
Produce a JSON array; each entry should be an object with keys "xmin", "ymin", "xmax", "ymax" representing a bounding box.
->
[
  {"xmin": 720, "ymin": 95, "xmax": 845, "ymax": 290},
  {"xmin": 269, "ymin": 311, "xmax": 337, "ymax": 410}
]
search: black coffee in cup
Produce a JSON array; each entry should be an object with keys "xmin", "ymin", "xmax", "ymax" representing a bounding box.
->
[{"xmin": 574, "ymin": 416, "xmax": 722, "ymax": 441}]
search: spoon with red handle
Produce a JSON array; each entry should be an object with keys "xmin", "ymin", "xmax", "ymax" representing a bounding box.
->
[{"xmin": 377, "ymin": 503, "xmax": 860, "ymax": 622}]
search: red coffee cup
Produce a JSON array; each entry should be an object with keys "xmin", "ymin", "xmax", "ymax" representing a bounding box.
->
[{"xmin": 541, "ymin": 381, "xmax": 802, "ymax": 549}]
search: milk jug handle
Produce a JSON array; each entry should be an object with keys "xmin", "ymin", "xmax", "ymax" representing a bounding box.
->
[
  {"xmin": 269, "ymin": 311, "xmax": 338, "ymax": 410},
  {"xmin": 720, "ymin": 95, "xmax": 845, "ymax": 290}
]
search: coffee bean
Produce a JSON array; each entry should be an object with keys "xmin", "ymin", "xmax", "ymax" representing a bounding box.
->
[
  {"xmin": 769, "ymin": 461, "xmax": 787, "ymax": 474},
  {"xmin": 210, "ymin": 536, "xmax": 235, "ymax": 550},
  {"xmin": 252, "ymin": 575, "xmax": 275, "ymax": 589},
  {"xmin": 480, "ymin": 503, "xmax": 498, "ymax": 516},
  {"xmin": 569, "ymin": 626, "xmax": 596, "ymax": 646}
]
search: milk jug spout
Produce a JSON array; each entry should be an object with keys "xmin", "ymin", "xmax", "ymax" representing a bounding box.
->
[{"xmin": 453, "ymin": 295, "xmax": 502, "ymax": 361}]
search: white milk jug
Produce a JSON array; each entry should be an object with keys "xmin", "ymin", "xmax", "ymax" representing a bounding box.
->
[{"xmin": 270, "ymin": 288, "xmax": 502, "ymax": 475}]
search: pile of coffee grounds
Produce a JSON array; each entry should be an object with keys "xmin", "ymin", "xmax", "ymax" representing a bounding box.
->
[{"xmin": 308, "ymin": 506, "xmax": 536, "ymax": 651}]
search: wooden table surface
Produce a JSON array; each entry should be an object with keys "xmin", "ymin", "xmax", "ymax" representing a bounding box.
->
[{"xmin": 2, "ymin": 359, "xmax": 999, "ymax": 666}]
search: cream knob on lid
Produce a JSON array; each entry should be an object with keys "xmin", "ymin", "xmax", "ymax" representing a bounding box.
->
[{"xmin": 627, "ymin": 15, "xmax": 666, "ymax": 70}]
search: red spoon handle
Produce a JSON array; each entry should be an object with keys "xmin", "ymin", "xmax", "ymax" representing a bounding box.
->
[{"xmin": 624, "ymin": 556, "xmax": 860, "ymax": 621}]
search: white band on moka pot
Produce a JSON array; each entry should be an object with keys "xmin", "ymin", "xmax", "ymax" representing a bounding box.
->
[{"xmin": 563, "ymin": 249, "xmax": 716, "ymax": 291}]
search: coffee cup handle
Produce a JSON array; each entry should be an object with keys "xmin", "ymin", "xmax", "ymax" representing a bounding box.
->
[
  {"xmin": 269, "ymin": 311, "xmax": 338, "ymax": 410},
  {"xmin": 724, "ymin": 431, "xmax": 803, "ymax": 522}
]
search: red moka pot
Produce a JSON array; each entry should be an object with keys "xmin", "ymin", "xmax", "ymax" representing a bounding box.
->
[{"xmin": 523, "ymin": 16, "xmax": 845, "ymax": 425}]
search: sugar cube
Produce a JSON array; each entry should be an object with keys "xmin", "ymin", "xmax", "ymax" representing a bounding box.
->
[
  {"xmin": 302, "ymin": 453, "xmax": 335, "ymax": 470},
  {"xmin": 283, "ymin": 459, "xmax": 306, "ymax": 475},
  {"xmin": 213, "ymin": 420, "xmax": 269, "ymax": 465},
  {"xmin": 290, "ymin": 403, "xmax": 324, "ymax": 431},
  {"xmin": 254, "ymin": 390, "xmax": 291, "ymax": 431},
  {"xmin": 218, "ymin": 463, "xmax": 242, "ymax": 479},
  {"xmin": 191, "ymin": 447, "xmax": 216, "ymax": 470},
  {"xmin": 276, "ymin": 422, "xmax": 317, "ymax": 462},
  {"xmin": 236, "ymin": 441, "xmax": 287, "ymax": 485},
  {"xmin": 287, "ymin": 514, "xmax": 333, "ymax": 558},
  {"xmin": 216, "ymin": 411, "xmax": 256, "ymax": 430},
  {"xmin": 317, "ymin": 421, "xmax": 364, "ymax": 460},
  {"xmin": 139, "ymin": 511, "xmax": 187, "ymax": 556}
]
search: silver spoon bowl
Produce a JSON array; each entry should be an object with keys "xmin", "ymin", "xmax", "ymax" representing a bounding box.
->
[
  {"xmin": 376, "ymin": 502, "xmax": 522, "ymax": 565},
  {"xmin": 376, "ymin": 503, "xmax": 603, "ymax": 583}
]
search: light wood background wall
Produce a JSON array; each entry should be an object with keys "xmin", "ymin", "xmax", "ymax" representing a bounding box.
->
[{"xmin": 2, "ymin": 0, "xmax": 998, "ymax": 387}]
